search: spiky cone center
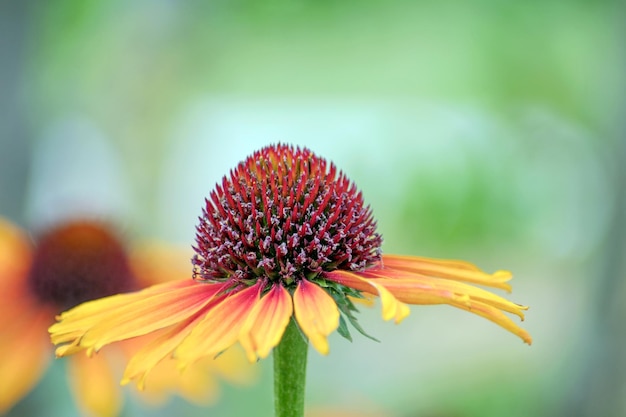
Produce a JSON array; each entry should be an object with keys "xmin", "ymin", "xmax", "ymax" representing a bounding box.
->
[
  {"xmin": 28, "ymin": 221, "xmax": 136, "ymax": 309},
  {"xmin": 192, "ymin": 144, "xmax": 383, "ymax": 292}
]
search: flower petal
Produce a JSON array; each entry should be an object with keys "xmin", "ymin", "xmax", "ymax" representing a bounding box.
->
[
  {"xmin": 239, "ymin": 284, "xmax": 293, "ymax": 361},
  {"xmin": 128, "ymin": 342, "xmax": 256, "ymax": 406},
  {"xmin": 175, "ymin": 283, "xmax": 262, "ymax": 367},
  {"xmin": 382, "ymin": 254, "xmax": 513, "ymax": 291},
  {"xmin": 67, "ymin": 352, "xmax": 121, "ymax": 417},
  {"xmin": 0, "ymin": 218, "xmax": 32, "ymax": 292},
  {"xmin": 323, "ymin": 271, "xmax": 410, "ymax": 323},
  {"xmin": 121, "ymin": 313, "xmax": 206, "ymax": 389},
  {"xmin": 325, "ymin": 267, "xmax": 531, "ymax": 345},
  {"xmin": 293, "ymin": 279, "xmax": 339, "ymax": 355},
  {"xmin": 359, "ymin": 268, "xmax": 526, "ymax": 319},
  {"xmin": 0, "ymin": 308, "xmax": 51, "ymax": 413},
  {"xmin": 447, "ymin": 298, "xmax": 532, "ymax": 344},
  {"xmin": 51, "ymin": 280, "xmax": 226, "ymax": 355},
  {"xmin": 132, "ymin": 353, "xmax": 221, "ymax": 406}
]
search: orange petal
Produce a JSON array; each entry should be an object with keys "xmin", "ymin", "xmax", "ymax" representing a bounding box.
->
[
  {"xmin": 210, "ymin": 345, "xmax": 259, "ymax": 386},
  {"xmin": 390, "ymin": 279, "xmax": 531, "ymax": 344},
  {"xmin": 132, "ymin": 345, "xmax": 257, "ymax": 406},
  {"xmin": 293, "ymin": 279, "xmax": 339, "ymax": 355},
  {"xmin": 325, "ymin": 269, "xmax": 530, "ymax": 344},
  {"xmin": 132, "ymin": 353, "xmax": 221, "ymax": 406},
  {"xmin": 175, "ymin": 283, "xmax": 262, "ymax": 367},
  {"xmin": 359, "ymin": 268, "xmax": 526, "ymax": 319},
  {"xmin": 323, "ymin": 271, "xmax": 410, "ymax": 323},
  {"xmin": 382, "ymin": 254, "xmax": 513, "ymax": 291},
  {"xmin": 51, "ymin": 280, "xmax": 226, "ymax": 355},
  {"xmin": 67, "ymin": 353, "xmax": 122, "ymax": 417},
  {"xmin": 239, "ymin": 284, "xmax": 293, "ymax": 361},
  {"xmin": 51, "ymin": 279, "xmax": 194, "ymax": 338},
  {"xmin": 121, "ymin": 313, "xmax": 207, "ymax": 389},
  {"xmin": 448, "ymin": 299, "xmax": 533, "ymax": 345},
  {"xmin": 125, "ymin": 340, "xmax": 257, "ymax": 406},
  {"xmin": 0, "ymin": 217, "xmax": 32, "ymax": 293},
  {"xmin": 0, "ymin": 308, "xmax": 51, "ymax": 414}
]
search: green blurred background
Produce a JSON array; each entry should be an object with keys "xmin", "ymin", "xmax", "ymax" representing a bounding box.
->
[{"xmin": 1, "ymin": 0, "xmax": 624, "ymax": 416}]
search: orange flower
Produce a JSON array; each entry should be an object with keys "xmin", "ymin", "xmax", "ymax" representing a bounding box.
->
[
  {"xmin": 50, "ymin": 144, "xmax": 531, "ymax": 388},
  {"xmin": 0, "ymin": 218, "xmax": 255, "ymax": 417}
]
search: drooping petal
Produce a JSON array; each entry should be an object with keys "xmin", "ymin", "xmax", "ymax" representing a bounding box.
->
[
  {"xmin": 368, "ymin": 276, "xmax": 531, "ymax": 344},
  {"xmin": 210, "ymin": 345, "xmax": 259, "ymax": 386},
  {"xmin": 382, "ymin": 254, "xmax": 513, "ymax": 291},
  {"xmin": 175, "ymin": 283, "xmax": 262, "ymax": 368},
  {"xmin": 359, "ymin": 268, "xmax": 526, "ymax": 319},
  {"xmin": 121, "ymin": 312, "xmax": 207, "ymax": 389},
  {"xmin": 132, "ymin": 352, "xmax": 221, "ymax": 406},
  {"xmin": 67, "ymin": 352, "xmax": 121, "ymax": 417},
  {"xmin": 128, "ymin": 341, "xmax": 256, "ymax": 406},
  {"xmin": 325, "ymin": 267, "xmax": 531, "ymax": 345},
  {"xmin": 293, "ymin": 279, "xmax": 340, "ymax": 355},
  {"xmin": 51, "ymin": 280, "xmax": 226, "ymax": 355},
  {"xmin": 323, "ymin": 271, "xmax": 410, "ymax": 323},
  {"xmin": 51, "ymin": 280, "xmax": 194, "ymax": 343},
  {"xmin": 443, "ymin": 297, "xmax": 532, "ymax": 344},
  {"xmin": 0, "ymin": 308, "xmax": 52, "ymax": 413},
  {"xmin": 239, "ymin": 284, "xmax": 293, "ymax": 362}
]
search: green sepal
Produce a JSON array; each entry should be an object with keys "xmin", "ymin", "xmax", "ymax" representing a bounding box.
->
[
  {"xmin": 336, "ymin": 298, "xmax": 380, "ymax": 343},
  {"xmin": 336, "ymin": 315, "xmax": 353, "ymax": 342},
  {"xmin": 313, "ymin": 277, "xmax": 380, "ymax": 343}
]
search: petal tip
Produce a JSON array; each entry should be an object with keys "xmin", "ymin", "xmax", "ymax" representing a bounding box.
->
[{"xmin": 493, "ymin": 270, "xmax": 513, "ymax": 281}]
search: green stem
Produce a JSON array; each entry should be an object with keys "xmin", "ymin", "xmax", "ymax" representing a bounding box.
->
[{"xmin": 273, "ymin": 318, "xmax": 308, "ymax": 417}]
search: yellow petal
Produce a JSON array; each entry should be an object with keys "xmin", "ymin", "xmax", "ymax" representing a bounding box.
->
[
  {"xmin": 325, "ymin": 268, "xmax": 530, "ymax": 344},
  {"xmin": 323, "ymin": 271, "xmax": 410, "ymax": 323},
  {"xmin": 175, "ymin": 283, "xmax": 261, "ymax": 367},
  {"xmin": 133, "ymin": 353, "xmax": 221, "ymax": 406},
  {"xmin": 448, "ymin": 299, "xmax": 533, "ymax": 345},
  {"xmin": 239, "ymin": 284, "xmax": 293, "ymax": 361},
  {"xmin": 361, "ymin": 268, "xmax": 526, "ymax": 319},
  {"xmin": 51, "ymin": 280, "xmax": 225, "ymax": 354},
  {"xmin": 127, "ymin": 340, "xmax": 256, "ymax": 406},
  {"xmin": 210, "ymin": 345, "xmax": 259, "ymax": 386},
  {"xmin": 121, "ymin": 318, "xmax": 199, "ymax": 389},
  {"xmin": 293, "ymin": 279, "xmax": 339, "ymax": 355},
  {"xmin": 382, "ymin": 254, "xmax": 513, "ymax": 291},
  {"xmin": 369, "ymin": 281, "xmax": 410, "ymax": 324},
  {"xmin": 384, "ymin": 278, "xmax": 531, "ymax": 342},
  {"xmin": 67, "ymin": 353, "xmax": 122, "ymax": 417},
  {"xmin": 51, "ymin": 280, "xmax": 193, "ymax": 342}
]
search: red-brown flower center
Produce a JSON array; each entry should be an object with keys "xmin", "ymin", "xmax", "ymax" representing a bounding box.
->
[
  {"xmin": 28, "ymin": 221, "xmax": 136, "ymax": 309},
  {"xmin": 193, "ymin": 144, "xmax": 382, "ymax": 287}
]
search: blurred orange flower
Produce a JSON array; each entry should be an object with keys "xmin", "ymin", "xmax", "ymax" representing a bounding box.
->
[{"xmin": 0, "ymin": 217, "xmax": 255, "ymax": 417}]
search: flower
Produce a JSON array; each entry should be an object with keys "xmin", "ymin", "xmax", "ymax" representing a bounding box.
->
[
  {"xmin": 50, "ymin": 144, "xmax": 531, "ymax": 387},
  {"xmin": 0, "ymin": 218, "xmax": 254, "ymax": 417}
]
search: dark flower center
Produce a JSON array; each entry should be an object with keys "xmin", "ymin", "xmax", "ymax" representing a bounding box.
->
[
  {"xmin": 192, "ymin": 144, "xmax": 382, "ymax": 288},
  {"xmin": 28, "ymin": 221, "xmax": 136, "ymax": 309}
]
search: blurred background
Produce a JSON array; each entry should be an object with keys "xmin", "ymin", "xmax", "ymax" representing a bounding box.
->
[{"xmin": 1, "ymin": 0, "xmax": 624, "ymax": 416}]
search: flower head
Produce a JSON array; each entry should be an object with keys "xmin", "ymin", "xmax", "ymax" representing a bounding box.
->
[
  {"xmin": 192, "ymin": 145, "xmax": 382, "ymax": 285},
  {"xmin": 28, "ymin": 221, "xmax": 137, "ymax": 309},
  {"xmin": 0, "ymin": 218, "xmax": 254, "ymax": 416},
  {"xmin": 50, "ymin": 144, "xmax": 531, "ymax": 387}
]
